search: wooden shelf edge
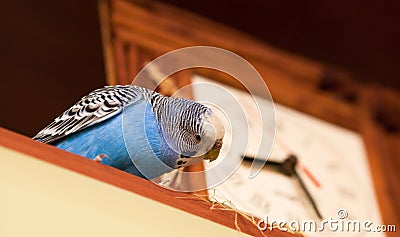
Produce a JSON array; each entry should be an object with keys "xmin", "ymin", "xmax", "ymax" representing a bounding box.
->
[{"xmin": 0, "ymin": 127, "xmax": 297, "ymax": 237}]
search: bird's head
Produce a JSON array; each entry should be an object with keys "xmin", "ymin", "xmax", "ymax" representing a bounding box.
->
[
  {"xmin": 188, "ymin": 109, "xmax": 225, "ymax": 162},
  {"xmin": 194, "ymin": 108, "xmax": 225, "ymax": 162},
  {"xmin": 157, "ymin": 97, "xmax": 225, "ymax": 168}
]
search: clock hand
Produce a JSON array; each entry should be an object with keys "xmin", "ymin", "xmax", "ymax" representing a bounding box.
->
[
  {"xmin": 298, "ymin": 163, "xmax": 321, "ymax": 188},
  {"xmin": 242, "ymin": 155, "xmax": 295, "ymax": 176},
  {"xmin": 243, "ymin": 154, "xmax": 323, "ymax": 219},
  {"xmin": 242, "ymin": 155, "xmax": 282, "ymax": 167},
  {"xmin": 242, "ymin": 155, "xmax": 295, "ymax": 177},
  {"xmin": 293, "ymin": 169, "xmax": 323, "ymax": 219},
  {"xmin": 286, "ymin": 155, "xmax": 323, "ymax": 219},
  {"xmin": 275, "ymin": 136, "xmax": 322, "ymax": 188},
  {"xmin": 243, "ymin": 155, "xmax": 321, "ymax": 188}
]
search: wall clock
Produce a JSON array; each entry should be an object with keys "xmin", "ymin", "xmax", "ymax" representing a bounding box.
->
[{"xmin": 193, "ymin": 76, "xmax": 384, "ymax": 236}]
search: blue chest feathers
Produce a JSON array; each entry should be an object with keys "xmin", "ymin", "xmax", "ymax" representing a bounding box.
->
[{"xmin": 53, "ymin": 102, "xmax": 178, "ymax": 179}]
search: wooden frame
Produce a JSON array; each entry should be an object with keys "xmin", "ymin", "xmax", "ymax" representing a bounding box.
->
[{"xmin": 98, "ymin": 0, "xmax": 400, "ymax": 235}]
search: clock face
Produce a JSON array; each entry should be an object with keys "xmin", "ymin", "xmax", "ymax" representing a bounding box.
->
[{"xmin": 192, "ymin": 76, "xmax": 384, "ymax": 237}]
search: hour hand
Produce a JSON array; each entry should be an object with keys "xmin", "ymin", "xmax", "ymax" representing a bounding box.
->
[
  {"xmin": 242, "ymin": 155, "xmax": 296, "ymax": 176},
  {"xmin": 242, "ymin": 155, "xmax": 283, "ymax": 167}
]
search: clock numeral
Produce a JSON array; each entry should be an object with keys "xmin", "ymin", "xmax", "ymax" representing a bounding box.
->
[
  {"xmin": 337, "ymin": 186, "xmax": 356, "ymax": 200},
  {"xmin": 274, "ymin": 189, "xmax": 300, "ymax": 203},
  {"xmin": 325, "ymin": 162, "xmax": 341, "ymax": 171}
]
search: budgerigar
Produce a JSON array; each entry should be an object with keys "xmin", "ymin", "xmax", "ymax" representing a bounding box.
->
[{"xmin": 33, "ymin": 85, "xmax": 224, "ymax": 179}]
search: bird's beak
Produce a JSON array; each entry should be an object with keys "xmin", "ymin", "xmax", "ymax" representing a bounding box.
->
[{"xmin": 203, "ymin": 139, "xmax": 223, "ymax": 162}]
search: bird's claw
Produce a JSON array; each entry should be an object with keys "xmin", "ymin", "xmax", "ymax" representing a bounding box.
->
[{"xmin": 94, "ymin": 154, "xmax": 109, "ymax": 163}]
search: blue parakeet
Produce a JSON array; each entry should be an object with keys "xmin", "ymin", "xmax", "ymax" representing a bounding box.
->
[{"xmin": 33, "ymin": 85, "xmax": 224, "ymax": 179}]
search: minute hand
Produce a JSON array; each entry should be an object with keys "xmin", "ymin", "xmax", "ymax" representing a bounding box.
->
[
  {"xmin": 284, "ymin": 155, "xmax": 323, "ymax": 220},
  {"xmin": 292, "ymin": 164, "xmax": 323, "ymax": 219}
]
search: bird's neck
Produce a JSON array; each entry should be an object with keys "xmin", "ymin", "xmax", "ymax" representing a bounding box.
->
[{"xmin": 123, "ymin": 102, "xmax": 178, "ymax": 179}]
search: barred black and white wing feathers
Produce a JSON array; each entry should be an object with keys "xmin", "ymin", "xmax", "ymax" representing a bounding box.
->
[{"xmin": 33, "ymin": 85, "xmax": 151, "ymax": 144}]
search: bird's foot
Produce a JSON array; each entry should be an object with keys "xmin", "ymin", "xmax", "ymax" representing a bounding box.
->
[{"xmin": 94, "ymin": 154, "xmax": 109, "ymax": 163}]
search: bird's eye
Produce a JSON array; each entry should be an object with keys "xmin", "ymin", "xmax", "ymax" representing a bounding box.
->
[{"xmin": 195, "ymin": 134, "xmax": 202, "ymax": 142}]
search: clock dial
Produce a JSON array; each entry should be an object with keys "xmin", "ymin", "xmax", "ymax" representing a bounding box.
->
[{"xmin": 192, "ymin": 76, "xmax": 384, "ymax": 236}]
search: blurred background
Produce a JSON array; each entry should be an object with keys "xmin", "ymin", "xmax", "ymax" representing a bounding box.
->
[{"xmin": 1, "ymin": 0, "xmax": 399, "ymax": 136}]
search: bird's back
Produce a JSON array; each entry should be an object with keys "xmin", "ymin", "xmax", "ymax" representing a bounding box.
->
[{"xmin": 33, "ymin": 85, "xmax": 151, "ymax": 144}]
